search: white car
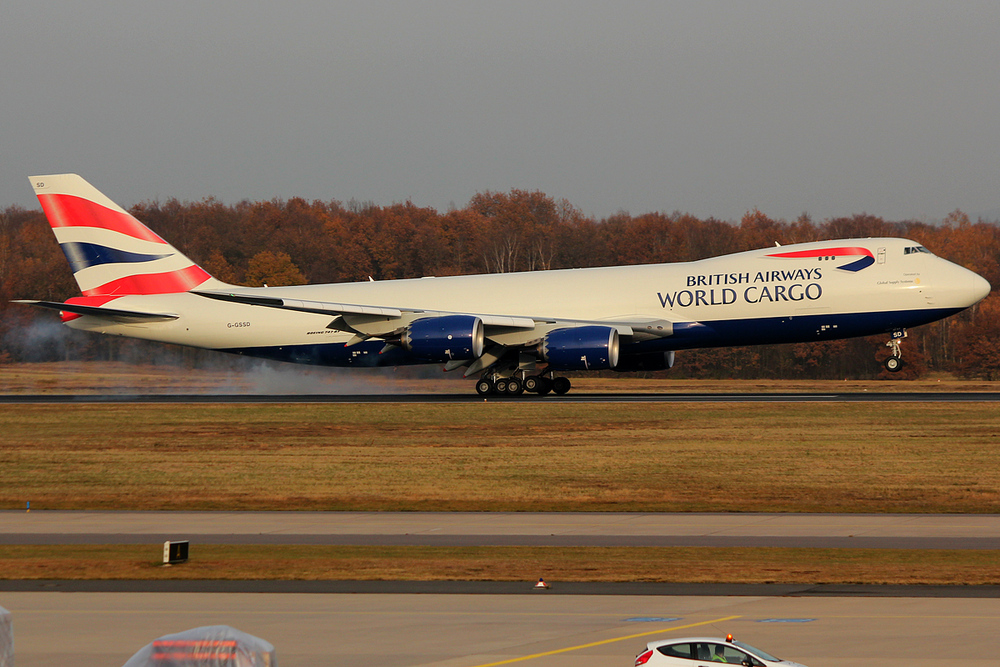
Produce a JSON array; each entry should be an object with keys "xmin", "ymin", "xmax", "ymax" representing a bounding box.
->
[{"xmin": 635, "ymin": 635, "xmax": 808, "ymax": 667}]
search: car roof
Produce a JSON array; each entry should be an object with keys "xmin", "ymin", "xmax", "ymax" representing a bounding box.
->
[
  {"xmin": 647, "ymin": 637, "xmax": 764, "ymax": 652},
  {"xmin": 648, "ymin": 637, "xmax": 737, "ymax": 646}
]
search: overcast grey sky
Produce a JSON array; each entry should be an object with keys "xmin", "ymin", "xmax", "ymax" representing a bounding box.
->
[{"xmin": 3, "ymin": 1, "xmax": 998, "ymax": 223}]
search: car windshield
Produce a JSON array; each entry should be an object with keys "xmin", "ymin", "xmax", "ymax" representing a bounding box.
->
[{"xmin": 732, "ymin": 640, "xmax": 779, "ymax": 662}]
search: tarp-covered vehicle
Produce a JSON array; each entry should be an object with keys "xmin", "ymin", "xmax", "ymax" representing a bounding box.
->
[
  {"xmin": 122, "ymin": 625, "xmax": 276, "ymax": 667},
  {"xmin": 0, "ymin": 605, "xmax": 11, "ymax": 667}
]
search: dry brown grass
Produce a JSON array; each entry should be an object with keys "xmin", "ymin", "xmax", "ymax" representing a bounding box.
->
[
  {"xmin": 2, "ymin": 544, "xmax": 998, "ymax": 585},
  {"xmin": 2, "ymin": 400, "xmax": 999, "ymax": 513},
  {"xmin": 3, "ymin": 362, "xmax": 999, "ymax": 584}
]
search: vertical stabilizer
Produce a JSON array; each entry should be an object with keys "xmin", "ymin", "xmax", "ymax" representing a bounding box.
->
[{"xmin": 31, "ymin": 174, "xmax": 221, "ymax": 296}]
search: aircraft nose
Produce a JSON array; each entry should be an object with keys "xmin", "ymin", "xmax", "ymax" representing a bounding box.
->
[{"xmin": 971, "ymin": 272, "xmax": 992, "ymax": 303}]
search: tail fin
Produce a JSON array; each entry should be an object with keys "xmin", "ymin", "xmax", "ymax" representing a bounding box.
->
[{"xmin": 31, "ymin": 174, "xmax": 220, "ymax": 296}]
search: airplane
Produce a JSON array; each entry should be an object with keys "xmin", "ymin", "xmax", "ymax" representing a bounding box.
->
[{"xmin": 14, "ymin": 174, "xmax": 992, "ymax": 395}]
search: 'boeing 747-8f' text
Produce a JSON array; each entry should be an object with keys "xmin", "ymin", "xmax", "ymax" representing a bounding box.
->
[{"xmin": 16, "ymin": 174, "xmax": 991, "ymax": 395}]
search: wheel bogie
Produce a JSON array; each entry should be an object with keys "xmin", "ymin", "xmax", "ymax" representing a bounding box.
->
[{"xmin": 475, "ymin": 374, "xmax": 563, "ymax": 396}]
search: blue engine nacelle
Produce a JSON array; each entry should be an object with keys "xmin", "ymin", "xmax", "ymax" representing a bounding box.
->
[
  {"xmin": 402, "ymin": 315, "xmax": 485, "ymax": 361},
  {"xmin": 541, "ymin": 326, "xmax": 620, "ymax": 370}
]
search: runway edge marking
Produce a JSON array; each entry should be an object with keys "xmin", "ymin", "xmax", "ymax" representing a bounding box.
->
[{"xmin": 466, "ymin": 615, "xmax": 741, "ymax": 667}]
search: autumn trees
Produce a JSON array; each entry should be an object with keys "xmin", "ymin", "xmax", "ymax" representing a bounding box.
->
[{"xmin": 1, "ymin": 189, "xmax": 997, "ymax": 379}]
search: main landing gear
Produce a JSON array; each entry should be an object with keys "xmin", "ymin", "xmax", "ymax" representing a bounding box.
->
[
  {"xmin": 883, "ymin": 329, "xmax": 907, "ymax": 372},
  {"xmin": 475, "ymin": 372, "xmax": 572, "ymax": 396}
]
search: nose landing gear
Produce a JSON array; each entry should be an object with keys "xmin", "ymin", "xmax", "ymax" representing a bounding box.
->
[{"xmin": 883, "ymin": 329, "xmax": 907, "ymax": 372}]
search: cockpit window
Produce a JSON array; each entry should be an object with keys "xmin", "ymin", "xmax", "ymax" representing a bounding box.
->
[{"xmin": 904, "ymin": 246, "xmax": 932, "ymax": 255}]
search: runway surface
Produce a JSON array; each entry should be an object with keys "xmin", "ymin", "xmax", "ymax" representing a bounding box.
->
[
  {"xmin": 2, "ymin": 390, "xmax": 1000, "ymax": 403},
  {"xmin": 3, "ymin": 591, "xmax": 1000, "ymax": 667},
  {"xmin": 5, "ymin": 511, "xmax": 1000, "ymax": 550}
]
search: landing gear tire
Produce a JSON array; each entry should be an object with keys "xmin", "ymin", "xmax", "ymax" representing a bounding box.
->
[
  {"xmin": 552, "ymin": 376, "xmax": 571, "ymax": 395},
  {"xmin": 536, "ymin": 377, "xmax": 553, "ymax": 395},
  {"xmin": 494, "ymin": 378, "xmax": 509, "ymax": 393},
  {"xmin": 476, "ymin": 378, "xmax": 494, "ymax": 395},
  {"xmin": 505, "ymin": 377, "xmax": 524, "ymax": 395},
  {"xmin": 523, "ymin": 376, "xmax": 540, "ymax": 393},
  {"xmin": 884, "ymin": 356, "xmax": 904, "ymax": 373}
]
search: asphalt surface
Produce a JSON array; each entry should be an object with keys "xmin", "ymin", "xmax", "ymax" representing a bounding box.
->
[
  {"xmin": 4, "ymin": 578, "xmax": 1000, "ymax": 598},
  {"xmin": 4, "ymin": 511, "xmax": 1000, "ymax": 550},
  {"xmin": 2, "ymin": 391, "xmax": 1000, "ymax": 403},
  {"xmin": 4, "ymin": 591, "xmax": 1000, "ymax": 667}
]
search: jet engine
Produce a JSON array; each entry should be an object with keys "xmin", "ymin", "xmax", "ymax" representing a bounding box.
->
[
  {"xmin": 541, "ymin": 326, "xmax": 620, "ymax": 370},
  {"xmin": 402, "ymin": 315, "xmax": 485, "ymax": 361}
]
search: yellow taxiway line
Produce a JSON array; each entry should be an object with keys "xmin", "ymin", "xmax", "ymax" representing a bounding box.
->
[{"xmin": 468, "ymin": 615, "xmax": 743, "ymax": 667}]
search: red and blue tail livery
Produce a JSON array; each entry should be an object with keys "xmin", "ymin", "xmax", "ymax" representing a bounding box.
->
[
  {"xmin": 32, "ymin": 174, "xmax": 213, "ymax": 297},
  {"xmin": 15, "ymin": 174, "xmax": 991, "ymax": 394}
]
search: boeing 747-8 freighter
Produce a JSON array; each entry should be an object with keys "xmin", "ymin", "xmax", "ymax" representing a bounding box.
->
[{"xmin": 16, "ymin": 174, "xmax": 991, "ymax": 395}]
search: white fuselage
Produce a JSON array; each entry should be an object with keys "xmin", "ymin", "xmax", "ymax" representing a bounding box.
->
[{"xmin": 65, "ymin": 237, "xmax": 989, "ymax": 363}]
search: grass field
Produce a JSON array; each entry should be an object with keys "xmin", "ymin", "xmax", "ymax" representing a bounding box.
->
[
  {"xmin": 2, "ymin": 362, "xmax": 999, "ymax": 584},
  {"xmin": 2, "ymin": 544, "xmax": 999, "ymax": 585},
  {"xmin": 2, "ymin": 401, "xmax": 999, "ymax": 513}
]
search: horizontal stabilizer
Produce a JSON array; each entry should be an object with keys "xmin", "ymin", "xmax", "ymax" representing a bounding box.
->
[{"xmin": 12, "ymin": 300, "xmax": 178, "ymax": 323}]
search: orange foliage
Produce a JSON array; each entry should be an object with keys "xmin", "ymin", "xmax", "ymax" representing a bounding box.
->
[{"xmin": 2, "ymin": 193, "xmax": 997, "ymax": 379}]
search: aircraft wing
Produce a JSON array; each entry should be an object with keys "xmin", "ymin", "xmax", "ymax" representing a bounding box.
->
[
  {"xmin": 193, "ymin": 290, "xmax": 541, "ymax": 332},
  {"xmin": 13, "ymin": 300, "xmax": 179, "ymax": 323},
  {"xmin": 192, "ymin": 289, "xmax": 677, "ymax": 339},
  {"xmin": 192, "ymin": 288, "xmax": 679, "ymax": 376}
]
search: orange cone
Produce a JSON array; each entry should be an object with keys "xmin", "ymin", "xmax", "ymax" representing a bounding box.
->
[{"xmin": 534, "ymin": 578, "xmax": 549, "ymax": 589}]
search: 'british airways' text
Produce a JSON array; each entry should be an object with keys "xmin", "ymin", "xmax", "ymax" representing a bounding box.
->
[{"xmin": 660, "ymin": 268, "xmax": 824, "ymax": 309}]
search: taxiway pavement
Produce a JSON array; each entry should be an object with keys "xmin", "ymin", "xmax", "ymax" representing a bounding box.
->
[
  {"xmin": 3, "ymin": 510, "xmax": 1000, "ymax": 549},
  {"xmin": 3, "ymin": 591, "xmax": 999, "ymax": 667}
]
